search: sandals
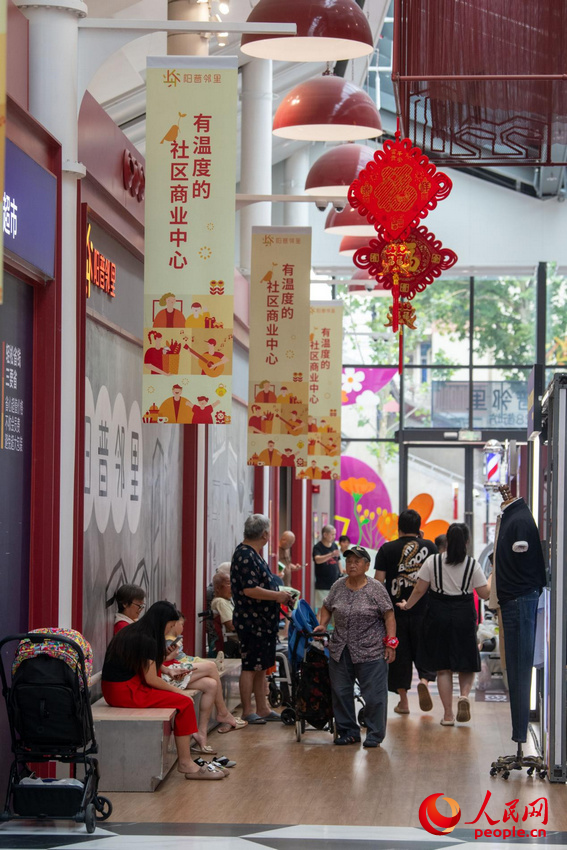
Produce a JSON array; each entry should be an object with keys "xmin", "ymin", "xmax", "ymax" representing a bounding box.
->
[
  {"xmin": 456, "ymin": 696, "xmax": 471, "ymax": 723},
  {"xmin": 217, "ymin": 717, "xmax": 248, "ymax": 733},
  {"xmin": 242, "ymin": 713, "xmax": 267, "ymax": 724},
  {"xmin": 193, "ymin": 758, "xmax": 230, "ymax": 777},
  {"xmin": 185, "ymin": 765, "xmax": 225, "ymax": 780},
  {"xmin": 190, "ymin": 741, "xmax": 217, "ymax": 756},
  {"xmin": 214, "ymin": 651, "xmax": 225, "ymax": 672},
  {"xmin": 394, "ymin": 704, "xmax": 410, "ymax": 715},
  {"xmin": 440, "ymin": 718, "xmax": 455, "ymax": 726},
  {"xmin": 417, "ymin": 683, "xmax": 433, "ymax": 712},
  {"xmin": 334, "ymin": 734, "xmax": 361, "ymax": 746}
]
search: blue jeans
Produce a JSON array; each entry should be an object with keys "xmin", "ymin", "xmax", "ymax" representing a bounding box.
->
[
  {"xmin": 329, "ymin": 646, "xmax": 388, "ymax": 744},
  {"xmin": 500, "ymin": 590, "xmax": 540, "ymax": 743}
]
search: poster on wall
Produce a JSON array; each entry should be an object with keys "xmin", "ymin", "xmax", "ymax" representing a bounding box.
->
[
  {"xmin": 0, "ymin": 0, "xmax": 6, "ymax": 304},
  {"xmin": 142, "ymin": 56, "xmax": 238, "ymax": 425},
  {"xmin": 247, "ymin": 226, "xmax": 311, "ymax": 469},
  {"xmin": 297, "ymin": 301, "xmax": 343, "ymax": 481}
]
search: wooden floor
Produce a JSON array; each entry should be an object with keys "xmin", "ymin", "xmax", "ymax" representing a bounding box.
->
[{"xmin": 101, "ymin": 688, "xmax": 567, "ymax": 831}]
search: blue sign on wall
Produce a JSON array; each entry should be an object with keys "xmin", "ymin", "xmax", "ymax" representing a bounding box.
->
[{"xmin": 4, "ymin": 140, "xmax": 57, "ymax": 279}]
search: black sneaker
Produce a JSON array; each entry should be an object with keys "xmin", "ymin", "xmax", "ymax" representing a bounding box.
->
[{"xmin": 334, "ymin": 734, "xmax": 361, "ymax": 746}]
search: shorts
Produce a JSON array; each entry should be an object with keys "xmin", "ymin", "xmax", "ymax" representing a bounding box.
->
[{"xmin": 239, "ymin": 631, "xmax": 277, "ymax": 672}]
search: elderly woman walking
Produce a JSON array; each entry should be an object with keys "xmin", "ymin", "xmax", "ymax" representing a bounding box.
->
[
  {"xmin": 315, "ymin": 545, "xmax": 397, "ymax": 748},
  {"xmin": 231, "ymin": 514, "xmax": 294, "ymax": 723}
]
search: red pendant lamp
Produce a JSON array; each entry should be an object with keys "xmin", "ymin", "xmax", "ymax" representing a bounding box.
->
[
  {"xmin": 339, "ymin": 236, "xmax": 370, "ymax": 256},
  {"xmin": 241, "ymin": 0, "xmax": 374, "ymax": 62},
  {"xmin": 273, "ymin": 76, "xmax": 382, "ymax": 142},
  {"xmin": 348, "ymin": 268, "xmax": 388, "ymax": 296},
  {"xmin": 325, "ymin": 202, "xmax": 376, "ymax": 236},
  {"xmin": 305, "ymin": 143, "xmax": 376, "ymax": 198}
]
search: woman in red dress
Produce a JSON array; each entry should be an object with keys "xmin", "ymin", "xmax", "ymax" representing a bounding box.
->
[{"xmin": 102, "ymin": 601, "xmax": 225, "ymax": 780}]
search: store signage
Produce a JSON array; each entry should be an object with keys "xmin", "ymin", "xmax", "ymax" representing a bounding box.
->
[
  {"xmin": 86, "ymin": 223, "xmax": 116, "ymax": 298},
  {"xmin": 3, "ymin": 139, "xmax": 57, "ymax": 279},
  {"xmin": 122, "ymin": 149, "xmax": 145, "ymax": 203}
]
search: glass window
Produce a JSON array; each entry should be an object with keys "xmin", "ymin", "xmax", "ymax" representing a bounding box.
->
[
  {"xmin": 546, "ymin": 270, "xmax": 567, "ymax": 366},
  {"xmin": 404, "ymin": 367, "xmax": 470, "ymax": 428},
  {"xmin": 473, "ymin": 276, "xmax": 535, "ymax": 366},
  {"xmin": 471, "ymin": 368, "xmax": 530, "ymax": 429}
]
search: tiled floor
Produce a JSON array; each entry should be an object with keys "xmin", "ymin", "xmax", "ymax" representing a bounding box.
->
[{"xmin": 1, "ymin": 823, "xmax": 567, "ymax": 850}]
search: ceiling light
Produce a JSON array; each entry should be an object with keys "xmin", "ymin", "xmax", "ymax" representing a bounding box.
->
[
  {"xmin": 273, "ymin": 76, "xmax": 382, "ymax": 142},
  {"xmin": 219, "ymin": 1, "xmax": 230, "ymax": 13},
  {"xmin": 325, "ymin": 202, "xmax": 377, "ymax": 236},
  {"xmin": 339, "ymin": 236, "xmax": 370, "ymax": 256},
  {"xmin": 305, "ymin": 143, "xmax": 376, "ymax": 198},
  {"xmin": 241, "ymin": 0, "xmax": 373, "ymax": 62}
]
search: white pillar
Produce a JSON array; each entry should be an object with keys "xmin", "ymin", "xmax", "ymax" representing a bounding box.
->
[
  {"xmin": 239, "ymin": 59, "xmax": 273, "ymax": 274},
  {"xmin": 16, "ymin": 0, "xmax": 87, "ymax": 627},
  {"xmin": 283, "ymin": 147, "xmax": 311, "ymax": 227},
  {"xmin": 168, "ymin": 0, "xmax": 209, "ymax": 56}
]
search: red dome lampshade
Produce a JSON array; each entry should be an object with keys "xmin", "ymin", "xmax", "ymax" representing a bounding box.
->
[
  {"xmin": 339, "ymin": 236, "xmax": 370, "ymax": 256},
  {"xmin": 305, "ymin": 144, "xmax": 376, "ymax": 198},
  {"xmin": 325, "ymin": 202, "xmax": 376, "ymax": 235},
  {"xmin": 348, "ymin": 268, "xmax": 388, "ymax": 296},
  {"xmin": 241, "ymin": 0, "xmax": 374, "ymax": 62},
  {"xmin": 273, "ymin": 76, "xmax": 382, "ymax": 142}
]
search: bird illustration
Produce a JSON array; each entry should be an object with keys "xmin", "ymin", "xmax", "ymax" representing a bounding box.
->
[
  {"xmin": 161, "ymin": 112, "xmax": 187, "ymax": 144},
  {"xmin": 261, "ymin": 263, "xmax": 279, "ymax": 283}
]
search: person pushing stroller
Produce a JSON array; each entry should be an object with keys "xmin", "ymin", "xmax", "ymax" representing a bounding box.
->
[{"xmin": 314, "ymin": 545, "xmax": 397, "ymax": 748}]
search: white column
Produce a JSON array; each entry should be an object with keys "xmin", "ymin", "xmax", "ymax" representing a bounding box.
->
[
  {"xmin": 168, "ymin": 0, "xmax": 209, "ymax": 56},
  {"xmin": 239, "ymin": 59, "xmax": 273, "ymax": 274},
  {"xmin": 16, "ymin": 0, "xmax": 87, "ymax": 627},
  {"xmin": 283, "ymin": 147, "xmax": 311, "ymax": 227}
]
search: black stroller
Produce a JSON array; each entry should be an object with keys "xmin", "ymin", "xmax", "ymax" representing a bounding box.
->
[{"xmin": 0, "ymin": 631, "xmax": 112, "ymax": 834}]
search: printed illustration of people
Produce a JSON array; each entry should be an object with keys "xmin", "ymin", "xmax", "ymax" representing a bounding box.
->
[
  {"xmin": 187, "ymin": 337, "xmax": 229, "ymax": 377},
  {"xmin": 281, "ymin": 448, "xmax": 296, "ymax": 467},
  {"xmin": 144, "ymin": 331, "xmax": 170, "ymax": 376},
  {"xmin": 255, "ymin": 380, "xmax": 277, "ymax": 403},
  {"xmin": 276, "ymin": 409, "xmax": 305, "ymax": 435},
  {"xmin": 185, "ymin": 302, "xmax": 214, "ymax": 328},
  {"xmin": 158, "ymin": 384, "xmax": 193, "ymax": 423},
  {"xmin": 257, "ymin": 440, "xmax": 282, "ymax": 467},
  {"xmin": 153, "ymin": 293, "xmax": 186, "ymax": 328},
  {"xmin": 157, "ymin": 385, "xmax": 221, "ymax": 425}
]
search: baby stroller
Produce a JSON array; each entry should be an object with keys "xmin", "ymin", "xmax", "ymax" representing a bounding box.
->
[
  {"xmin": 267, "ymin": 643, "xmax": 293, "ymax": 710},
  {"xmin": 280, "ymin": 600, "xmax": 335, "ymax": 742},
  {"xmin": 0, "ymin": 630, "xmax": 112, "ymax": 834}
]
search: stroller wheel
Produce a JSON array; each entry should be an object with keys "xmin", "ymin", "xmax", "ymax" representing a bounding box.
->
[
  {"xmin": 268, "ymin": 684, "xmax": 283, "ymax": 708},
  {"xmin": 280, "ymin": 707, "xmax": 296, "ymax": 726},
  {"xmin": 358, "ymin": 707, "xmax": 366, "ymax": 728},
  {"xmin": 94, "ymin": 795, "xmax": 113, "ymax": 821},
  {"xmin": 295, "ymin": 720, "xmax": 302, "ymax": 742},
  {"xmin": 84, "ymin": 803, "xmax": 96, "ymax": 834}
]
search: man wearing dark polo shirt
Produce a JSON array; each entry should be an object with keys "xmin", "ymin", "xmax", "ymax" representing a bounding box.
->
[{"xmin": 313, "ymin": 524, "xmax": 340, "ymax": 611}]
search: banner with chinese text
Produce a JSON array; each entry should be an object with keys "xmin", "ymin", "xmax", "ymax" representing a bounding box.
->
[
  {"xmin": 247, "ymin": 226, "xmax": 311, "ymax": 469},
  {"xmin": 0, "ymin": 0, "xmax": 7, "ymax": 304},
  {"xmin": 297, "ymin": 301, "xmax": 343, "ymax": 480},
  {"xmin": 143, "ymin": 57, "xmax": 237, "ymax": 425}
]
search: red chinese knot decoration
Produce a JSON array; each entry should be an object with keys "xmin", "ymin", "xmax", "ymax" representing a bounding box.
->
[
  {"xmin": 352, "ymin": 226, "xmax": 458, "ymax": 300},
  {"xmin": 348, "ymin": 134, "xmax": 453, "ymax": 240}
]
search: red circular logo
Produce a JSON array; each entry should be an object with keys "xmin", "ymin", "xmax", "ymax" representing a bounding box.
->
[{"xmin": 419, "ymin": 793, "xmax": 461, "ymax": 836}]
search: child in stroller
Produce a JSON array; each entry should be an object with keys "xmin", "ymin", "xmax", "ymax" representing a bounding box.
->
[{"xmin": 0, "ymin": 628, "xmax": 112, "ymax": 834}]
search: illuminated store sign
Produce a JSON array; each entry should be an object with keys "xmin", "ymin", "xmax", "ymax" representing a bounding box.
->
[
  {"xmin": 4, "ymin": 140, "xmax": 57, "ymax": 279},
  {"xmin": 86, "ymin": 223, "xmax": 116, "ymax": 298}
]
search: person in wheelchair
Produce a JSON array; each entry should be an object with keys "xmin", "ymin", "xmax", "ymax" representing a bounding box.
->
[{"xmin": 211, "ymin": 572, "xmax": 240, "ymax": 658}]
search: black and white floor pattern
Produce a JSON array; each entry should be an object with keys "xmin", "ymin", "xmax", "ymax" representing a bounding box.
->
[{"xmin": 1, "ymin": 823, "xmax": 566, "ymax": 850}]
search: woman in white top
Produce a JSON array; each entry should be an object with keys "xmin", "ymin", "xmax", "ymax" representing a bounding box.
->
[{"xmin": 397, "ymin": 523, "xmax": 491, "ymax": 726}]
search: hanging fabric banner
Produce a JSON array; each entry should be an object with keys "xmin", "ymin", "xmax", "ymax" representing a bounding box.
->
[
  {"xmin": 142, "ymin": 56, "xmax": 238, "ymax": 425},
  {"xmin": 247, "ymin": 226, "xmax": 311, "ymax": 469},
  {"xmin": 0, "ymin": 0, "xmax": 7, "ymax": 304},
  {"xmin": 297, "ymin": 301, "xmax": 343, "ymax": 481}
]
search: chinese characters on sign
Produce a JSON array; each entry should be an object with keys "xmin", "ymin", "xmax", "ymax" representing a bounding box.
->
[
  {"xmin": 143, "ymin": 57, "xmax": 238, "ymax": 425},
  {"xmin": 432, "ymin": 380, "xmax": 528, "ymax": 429},
  {"xmin": 86, "ymin": 224, "xmax": 116, "ymax": 299},
  {"xmin": 1, "ymin": 342, "xmax": 24, "ymax": 453},
  {"xmin": 84, "ymin": 379, "xmax": 142, "ymax": 535},
  {"xmin": 2, "ymin": 193, "xmax": 17, "ymax": 239},
  {"xmin": 297, "ymin": 302, "xmax": 343, "ymax": 481},
  {"xmin": 0, "ymin": 0, "xmax": 6, "ymax": 303},
  {"xmin": 247, "ymin": 226, "xmax": 311, "ymax": 468}
]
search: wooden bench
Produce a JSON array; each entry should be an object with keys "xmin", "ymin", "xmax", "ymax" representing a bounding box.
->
[{"xmin": 92, "ymin": 659, "xmax": 241, "ymax": 792}]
